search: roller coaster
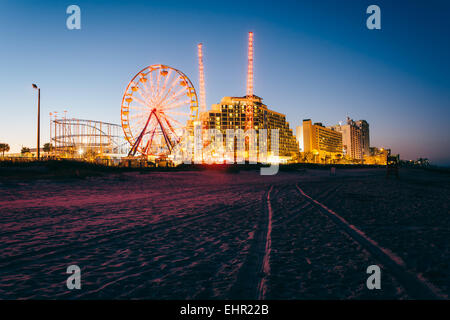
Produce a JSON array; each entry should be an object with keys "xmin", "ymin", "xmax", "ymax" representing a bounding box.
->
[{"xmin": 50, "ymin": 118, "xmax": 129, "ymax": 158}]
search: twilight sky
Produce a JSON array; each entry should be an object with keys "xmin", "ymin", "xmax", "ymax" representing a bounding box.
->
[{"xmin": 0, "ymin": 0, "xmax": 449, "ymax": 164}]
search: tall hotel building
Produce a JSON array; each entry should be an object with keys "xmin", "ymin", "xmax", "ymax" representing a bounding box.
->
[
  {"xmin": 296, "ymin": 119, "xmax": 343, "ymax": 161},
  {"xmin": 199, "ymin": 95, "xmax": 300, "ymax": 163},
  {"xmin": 355, "ymin": 120, "xmax": 370, "ymax": 156},
  {"xmin": 195, "ymin": 32, "xmax": 299, "ymax": 163},
  {"xmin": 329, "ymin": 117, "xmax": 363, "ymax": 160}
]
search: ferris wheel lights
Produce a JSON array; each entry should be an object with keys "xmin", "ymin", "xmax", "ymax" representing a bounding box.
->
[{"xmin": 121, "ymin": 65, "xmax": 198, "ymax": 157}]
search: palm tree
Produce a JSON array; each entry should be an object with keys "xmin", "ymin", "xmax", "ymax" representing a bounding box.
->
[
  {"xmin": 21, "ymin": 147, "xmax": 31, "ymax": 155},
  {"xmin": 43, "ymin": 143, "xmax": 52, "ymax": 154},
  {"xmin": 0, "ymin": 143, "xmax": 10, "ymax": 157},
  {"xmin": 305, "ymin": 151, "xmax": 314, "ymax": 163}
]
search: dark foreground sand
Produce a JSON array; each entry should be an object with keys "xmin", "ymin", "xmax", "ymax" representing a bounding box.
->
[{"xmin": 0, "ymin": 168, "xmax": 448, "ymax": 299}]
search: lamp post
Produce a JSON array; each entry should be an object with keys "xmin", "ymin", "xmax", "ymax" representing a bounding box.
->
[{"xmin": 32, "ymin": 84, "xmax": 40, "ymax": 160}]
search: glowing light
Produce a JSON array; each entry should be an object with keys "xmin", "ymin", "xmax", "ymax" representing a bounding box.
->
[
  {"xmin": 78, "ymin": 148, "xmax": 84, "ymax": 155},
  {"xmin": 267, "ymin": 155, "xmax": 280, "ymax": 164},
  {"xmin": 245, "ymin": 32, "xmax": 254, "ymax": 131},
  {"xmin": 198, "ymin": 43, "xmax": 206, "ymax": 112},
  {"xmin": 246, "ymin": 32, "xmax": 254, "ymax": 96},
  {"xmin": 121, "ymin": 65, "xmax": 198, "ymax": 157}
]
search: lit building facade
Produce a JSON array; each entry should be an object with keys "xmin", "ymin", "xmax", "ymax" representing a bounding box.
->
[
  {"xmin": 296, "ymin": 119, "xmax": 343, "ymax": 163},
  {"xmin": 355, "ymin": 120, "xmax": 370, "ymax": 156},
  {"xmin": 364, "ymin": 147, "xmax": 390, "ymax": 165},
  {"xmin": 199, "ymin": 95, "xmax": 299, "ymax": 163},
  {"xmin": 329, "ymin": 117, "xmax": 363, "ymax": 160}
]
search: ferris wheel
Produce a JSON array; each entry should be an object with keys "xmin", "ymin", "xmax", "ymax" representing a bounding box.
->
[{"xmin": 121, "ymin": 64, "xmax": 198, "ymax": 157}]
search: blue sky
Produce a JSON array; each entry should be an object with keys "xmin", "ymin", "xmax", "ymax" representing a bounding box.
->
[{"xmin": 0, "ymin": 0, "xmax": 449, "ymax": 164}]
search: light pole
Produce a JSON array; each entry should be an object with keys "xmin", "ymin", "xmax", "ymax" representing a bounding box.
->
[{"xmin": 32, "ymin": 84, "xmax": 40, "ymax": 160}]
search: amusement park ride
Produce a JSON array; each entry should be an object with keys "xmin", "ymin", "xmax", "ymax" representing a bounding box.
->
[
  {"xmin": 50, "ymin": 117, "xmax": 128, "ymax": 158},
  {"xmin": 48, "ymin": 32, "xmax": 255, "ymax": 163},
  {"xmin": 120, "ymin": 65, "xmax": 199, "ymax": 159},
  {"xmin": 120, "ymin": 32, "xmax": 255, "ymax": 161},
  {"xmin": 198, "ymin": 43, "xmax": 207, "ymax": 113},
  {"xmin": 245, "ymin": 32, "xmax": 254, "ymax": 132}
]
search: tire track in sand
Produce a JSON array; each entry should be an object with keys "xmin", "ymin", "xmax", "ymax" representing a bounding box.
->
[
  {"xmin": 255, "ymin": 183, "xmax": 338, "ymax": 299},
  {"xmin": 295, "ymin": 184, "xmax": 447, "ymax": 300},
  {"xmin": 229, "ymin": 185, "xmax": 273, "ymax": 299},
  {"xmin": 257, "ymin": 185, "xmax": 274, "ymax": 300}
]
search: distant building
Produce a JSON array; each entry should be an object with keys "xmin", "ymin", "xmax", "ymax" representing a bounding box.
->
[
  {"xmin": 200, "ymin": 95, "xmax": 299, "ymax": 163},
  {"xmin": 296, "ymin": 119, "xmax": 343, "ymax": 162},
  {"xmin": 355, "ymin": 120, "xmax": 370, "ymax": 156},
  {"xmin": 370, "ymin": 147, "xmax": 391, "ymax": 157},
  {"xmin": 364, "ymin": 147, "xmax": 390, "ymax": 165},
  {"xmin": 329, "ymin": 117, "xmax": 363, "ymax": 160}
]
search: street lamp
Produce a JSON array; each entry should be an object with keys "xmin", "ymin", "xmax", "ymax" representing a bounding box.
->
[{"xmin": 32, "ymin": 84, "xmax": 40, "ymax": 160}]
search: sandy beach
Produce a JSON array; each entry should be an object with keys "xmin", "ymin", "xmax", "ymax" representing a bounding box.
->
[{"xmin": 0, "ymin": 168, "xmax": 448, "ymax": 299}]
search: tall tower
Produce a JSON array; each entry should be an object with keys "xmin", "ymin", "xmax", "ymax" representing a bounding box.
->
[
  {"xmin": 197, "ymin": 43, "xmax": 206, "ymax": 112},
  {"xmin": 245, "ymin": 32, "xmax": 254, "ymax": 131},
  {"xmin": 246, "ymin": 32, "xmax": 254, "ymax": 97},
  {"xmin": 356, "ymin": 120, "xmax": 370, "ymax": 156}
]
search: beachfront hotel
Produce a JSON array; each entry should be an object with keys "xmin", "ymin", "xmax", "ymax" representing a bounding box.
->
[
  {"xmin": 328, "ymin": 117, "xmax": 364, "ymax": 161},
  {"xmin": 296, "ymin": 119, "xmax": 343, "ymax": 163},
  {"xmin": 355, "ymin": 120, "xmax": 370, "ymax": 157},
  {"xmin": 199, "ymin": 95, "xmax": 300, "ymax": 163}
]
